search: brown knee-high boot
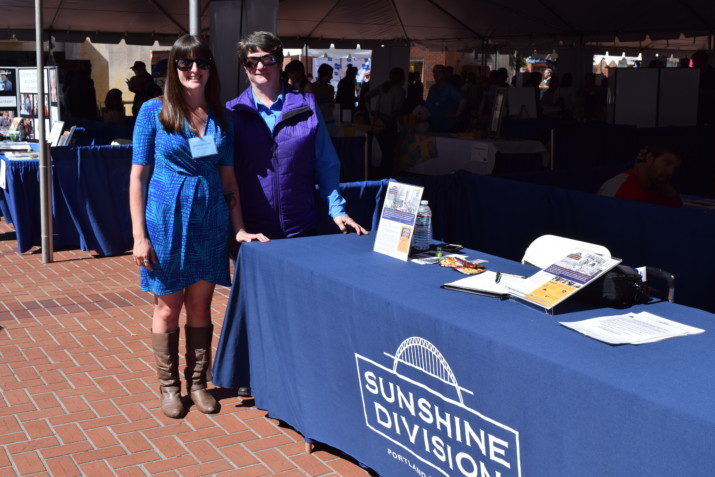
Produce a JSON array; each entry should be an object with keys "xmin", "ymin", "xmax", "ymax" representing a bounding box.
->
[
  {"xmin": 184, "ymin": 325, "xmax": 218, "ymax": 414},
  {"xmin": 151, "ymin": 329, "xmax": 184, "ymax": 418}
]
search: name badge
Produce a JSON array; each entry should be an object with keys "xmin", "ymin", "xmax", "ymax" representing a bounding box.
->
[{"xmin": 189, "ymin": 135, "xmax": 218, "ymax": 158}]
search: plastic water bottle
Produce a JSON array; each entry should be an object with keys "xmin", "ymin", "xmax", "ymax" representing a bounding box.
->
[{"xmin": 412, "ymin": 200, "xmax": 432, "ymax": 252}]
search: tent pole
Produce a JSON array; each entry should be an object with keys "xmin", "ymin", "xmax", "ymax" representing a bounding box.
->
[
  {"xmin": 189, "ymin": 0, "xmax": 200, "ymax": 35},
  {"xmin": 36, "ymin": 0, "xmax": 53, "ymax": 264},
  {"xmin": 481, "ymin": 39, "xmax": 488, "ymax": 74}
]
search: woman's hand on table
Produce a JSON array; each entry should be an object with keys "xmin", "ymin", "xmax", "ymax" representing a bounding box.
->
[
  {"xmin": 133, "ymin": 237, "xmax": 157, "ymax": 271},
  {"xmin": 334, "ymin": 215, "xmax": 368, "ymax": 235},
  {"xmin": 236, "ymin": 230, "xmax": 270, "ymax": 243}
]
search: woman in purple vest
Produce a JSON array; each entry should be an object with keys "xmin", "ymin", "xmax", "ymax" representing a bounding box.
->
[{"xmin": 226, "ymin": 31, "xmax": 367, "ymax": 239}]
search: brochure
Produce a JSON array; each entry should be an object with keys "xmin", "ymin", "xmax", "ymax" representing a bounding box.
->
[
  {"xmin": 373, "ymin": 182, "xmax": 424, "ymax": 261},
  {"xmin": 559, "ymin": 311, "xmax": 705, "ymax": 345},
  {"xmin": 507, "ymin": 250, "xmax": 621, "ymax": 310},
  {"xmin": 410, "ymin": 251, "xmax": 467, "ymax": 265}
]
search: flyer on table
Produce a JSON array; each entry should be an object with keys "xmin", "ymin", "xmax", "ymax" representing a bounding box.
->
[
  {"xmin": 373, "ymin": 182, "xmax": 424, "ymax": 261},
  {"xmin": 508, "ymin": 249, "xmax": 621, "ymax": 310}
]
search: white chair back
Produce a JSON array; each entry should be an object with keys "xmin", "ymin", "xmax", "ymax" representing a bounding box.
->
[{"xmin": 522, "ymin": 235, "xmax": 611, "ymax": 269}]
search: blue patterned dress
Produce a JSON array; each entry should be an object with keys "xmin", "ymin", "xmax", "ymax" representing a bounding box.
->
[{"xmin": 132, "ymin": 99, "xmax": 233, "ymax": 295}]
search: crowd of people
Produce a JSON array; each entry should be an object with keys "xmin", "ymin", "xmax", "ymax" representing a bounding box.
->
[{"xmin": 60, "ymin": 59, "xmax": 162, "ymax": 127}]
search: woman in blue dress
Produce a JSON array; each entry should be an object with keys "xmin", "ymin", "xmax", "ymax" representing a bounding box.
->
[{"xmin": 130, "ymin": 35, "xmax": 268, "ymax": 419}]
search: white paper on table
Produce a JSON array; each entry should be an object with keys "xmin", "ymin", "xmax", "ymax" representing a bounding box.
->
[
  {"xmin": 0, "ymin": 159, "xmax": 6, "ymax": 189},
  {"xmin": 469, "ymin": 142, "xmax": 489, "ymax": 163},
  {"xmin": 47, "ymin": 121, "xmax": 64, "ymax": 147},
  {"xmin": 444, "ymin": 271, "xmax": 527, "ymax": 295},
  {"xmin": 559, "ymin": 311, "xmax": 705, "ymax": 345}
]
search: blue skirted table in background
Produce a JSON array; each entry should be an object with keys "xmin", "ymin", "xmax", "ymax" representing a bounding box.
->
[
  {"xmin": 0, "ymin": 145, "xmax": 133, "ymax": 255},
  {"xmin": 213, "ymin": 233, "xmax": 715, "ymax": 476}
]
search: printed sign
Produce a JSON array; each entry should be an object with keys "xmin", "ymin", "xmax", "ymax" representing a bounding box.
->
[
  {"xmin": 373, "ymin": 182, "xmax": 423, "ymax": 261},
  {"xmin": 356, "ymin": 337, "xmax": 522, "ymax": 476}
]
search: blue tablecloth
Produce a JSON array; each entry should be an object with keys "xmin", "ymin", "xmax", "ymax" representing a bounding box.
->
[
  {"xmin": 213, "ymin": 233, "xmax": 715, "ymax": 476},
  {"xmin": 1, "ymin": 145, "xmax": 133, "ymax": 255}
]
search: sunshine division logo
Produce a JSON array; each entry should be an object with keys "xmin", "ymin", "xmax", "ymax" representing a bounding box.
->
[{"xmin": 355, "ymin": 337, "xmax": 521, "ymax": 477}]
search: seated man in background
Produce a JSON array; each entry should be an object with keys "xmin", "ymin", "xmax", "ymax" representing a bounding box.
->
[{"xmin": 598, "ymin": 139, "xmax": 684, "ymax": 208}]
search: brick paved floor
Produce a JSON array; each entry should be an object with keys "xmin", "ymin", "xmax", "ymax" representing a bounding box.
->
[{"xmin": 0, "ymin": 219, "xmax": 370, "ymax": 476}]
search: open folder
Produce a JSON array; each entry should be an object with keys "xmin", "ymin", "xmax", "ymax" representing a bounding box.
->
[{"xmin": 441, "ymin": 271, "xmax": 527, "ymax": 299}]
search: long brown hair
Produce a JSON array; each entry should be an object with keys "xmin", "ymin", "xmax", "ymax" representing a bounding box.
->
[{"xmin": 159, "ymin": 34, "xmax": 226, "ymax": 133}]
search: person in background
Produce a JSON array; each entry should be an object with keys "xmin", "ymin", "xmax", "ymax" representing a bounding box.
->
[
  {"xmin": 128, "ymin": 61, "xmax": 162, "ymax": 117},
  {"xmin": 0, "ymin": 74, "xmax": 12, "ymax": 91},
  {"xmin": 366, "ymin": 67, "xmax": 406, "ymax": 176},
  {"xmin": 0, "ymin": 111, "xmax": 11, "ymax": 130},
  {"xmin": 283, "ymin": 59, "xmax": 313, "ymax": 94},
  {"xmin": 64, "ymin": 62, "xmax": 99, "ymax": 119},
  {"xmin": 576, "ymin": 73, "xmax": 606, "ymax": 121},
  {"xmin": 403, "ymin": 71, "xmax": 424, "ymax": 115},
  {"xmin": 312, "ymin": 63, "xmax": 335, "ymax": 120},
  {"xmin": 336, "ymin": 64, "xmax": 358, "ymax": 111},
  {"xmin": 366, "ymin": 67, "xmax": 406, "ymax": 122},
  {"xmin": 130, "ymin": 35, "xmax": 267, "ymax": 419},
  {"xmin": 598, "ymin": 139, "xmax": 684, "ymax": 208},
  {"xmin": 425, "ymin": 64, "xmax": 462, "ymax": 132},
  {"xmin": 539, "ymin": 68, "xmax": 552, "ymax": 99},
  {"xmin": 102, "ymin": 88, "xmax": 127, "ymax": 125}
]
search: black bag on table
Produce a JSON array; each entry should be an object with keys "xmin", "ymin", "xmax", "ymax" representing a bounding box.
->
[{"xmin": 577, "ymin": 265, "xmax": 675, "ymax": 308}]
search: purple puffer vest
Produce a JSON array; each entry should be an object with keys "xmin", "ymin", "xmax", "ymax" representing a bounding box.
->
[{"xmin": 226, "ymin": 87, "xmax": 319, "ymax": 239}]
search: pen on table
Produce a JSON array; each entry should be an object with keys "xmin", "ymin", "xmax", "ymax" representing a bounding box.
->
[{"xmin": 495, "ymin": 272, "xmax": 502, "ymax": 283}]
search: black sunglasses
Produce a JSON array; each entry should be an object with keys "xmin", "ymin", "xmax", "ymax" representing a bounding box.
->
[
  {"xmin": 243, "ymin": 54, "xmax": 278, "ymax": 69},
  {"xmin": 175, "ymin": 57, "xmax": 212, "ymax": 71}
]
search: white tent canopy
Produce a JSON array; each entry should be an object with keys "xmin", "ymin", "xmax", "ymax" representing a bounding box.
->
[
  {"xmin": 1, "ymin": 0, "xmax": 713, "ymax": 49},
  {"xmin": 277, "ymin": 0, "xmax": 714, "ymax": 48},
  {"xmin": 1, "ymin": 0, "xmax": 211, "ymax": 45}
]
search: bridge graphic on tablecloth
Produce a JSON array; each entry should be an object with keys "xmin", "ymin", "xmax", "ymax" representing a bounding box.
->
[{"xmin": 384, "ymin": 336, "xmax": 474, "ymax": 405}]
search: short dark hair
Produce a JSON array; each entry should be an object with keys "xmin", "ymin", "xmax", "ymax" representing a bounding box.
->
[
  {"xmin": 644, "ymin": 137, "xmax": 686, "ymax": 162},
  {"xmin": 317, "ymin": 63, "xmax": 333, "ymax": 81},
  {"xmin": 236, "ymin": 31, "xmax": 283, "ymax": 64}
]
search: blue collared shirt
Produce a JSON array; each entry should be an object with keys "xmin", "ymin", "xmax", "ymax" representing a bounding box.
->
[{"xmin": 252, "ymin": 88, "xmax": 347, "ymax": 218}]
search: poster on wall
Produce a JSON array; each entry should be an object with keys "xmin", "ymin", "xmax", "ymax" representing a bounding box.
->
[
  {"xmin": 18, "ymin": 68, "xmax": 39, "ymax": 94},
  {"xmin": 0, "ymin": 110, "xmax": 16, "ymax": 136},
  {"xmin": 0, "ymin": 96, "xmax": 16, "ymax": 108},
  {"xmin": 49, "ymin": 68, "xmax": 58, "ymax": 104},
  {"xmin": 0, "ymin": 69, "xmax": 16, "ymax": 97},
  {"xmin": 19, "ymin": 93, "xmax": 36, "ymax": 116},
  {"xmin": 50, "ymin": 105, "xmax": 59, "ymax": 125}
]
